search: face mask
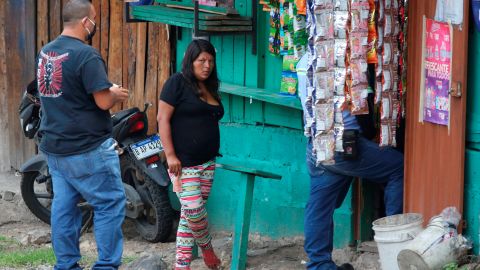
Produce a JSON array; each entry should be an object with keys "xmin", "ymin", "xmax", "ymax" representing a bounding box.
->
[{"xmin": 84, "ymin": 18, "xmax": 96, "ymax": 41}]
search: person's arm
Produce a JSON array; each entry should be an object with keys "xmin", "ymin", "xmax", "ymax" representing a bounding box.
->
[
  {"xmin": 157, "ymin": 100, "xmax": 182, "ymax": 177},
  {"xmin": 93, "ymin": 84, "xmax": 129, "ymax": 110}
]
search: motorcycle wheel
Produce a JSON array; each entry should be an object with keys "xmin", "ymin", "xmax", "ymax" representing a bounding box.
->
[
  {"xmin": 121, "ymin": 157, "xmax": 173, "ymax": 243},
  {"xmin": 21, "ymin": 171, "xmax": 53, "ymax": 224},
  {"xmin": 21, "ymin": 171, "xmax": 93, "ymax": 228}
]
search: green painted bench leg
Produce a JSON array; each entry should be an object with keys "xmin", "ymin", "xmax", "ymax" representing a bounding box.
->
[
  {"xmin": 230, "ymin": 173, "xmax": 255, "ymax": 270},
  {"xmin": 193, "ymin": 243, "xmax": 199, "ymax": 259}
]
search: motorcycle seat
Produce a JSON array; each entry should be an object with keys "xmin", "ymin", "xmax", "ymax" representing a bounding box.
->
[{"xmin": 111, "ymin": 107, "xmax": 139, "ymax": 125}]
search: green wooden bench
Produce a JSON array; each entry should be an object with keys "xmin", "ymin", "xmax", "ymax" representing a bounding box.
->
[{"xmin": 216, "ymin": 163, "xmax": 282, "ymax": 270}]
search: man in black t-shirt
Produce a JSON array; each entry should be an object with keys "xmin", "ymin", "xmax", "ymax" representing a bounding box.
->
[{"xmin": 36, "ymin": 1, "xmax": 129, "ymax": 269}]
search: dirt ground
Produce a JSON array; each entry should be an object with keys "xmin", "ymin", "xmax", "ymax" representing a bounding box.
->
[{"xmin": 0, "ymin": 171, "xmax": 381, "ymax": 270}]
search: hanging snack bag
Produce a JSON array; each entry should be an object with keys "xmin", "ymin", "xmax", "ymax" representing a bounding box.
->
[
  {"xmin": 350, "ymin": 85, "xmax": 370, "ymax": 115},
  {"xmin": 283, "ymin": 55, "xmax": 299, "ymax": 72},
  {"xmin": 334, "ymin": 11, "xmax": 349, "ymax": 38},
  {"xmin": 335, "ymin": 68, "xmax": 347, "ymax": 95},
  {"xmin": 280, "ymin": 71, "xmax": 299, "ymax": 95},
  {"xmin": 379, "ymin": 123, "xmax": 391, "ymax": 146},
  {"xmin": 313, "ymin": 132, "xmax": 336, "ymax": 164},
  {"xmin": 315, "ymin": 102, "xmax": 335, "ymax": 132},
  {"xmin": 335, "ymin": 0, "xmax": 348, "ymax": 11},
  {"xmin": 380, "ymin": 93, "xmax": 391, "ymax": 120},
  {"xmin": 295, "ymin": 0, "xmax": 307, "ymax": 15},
  {"xmin": 349, "ymin": 32, "xmax": 368, "ymax": 59},
  {"xmin": 315, "ymin": 10, "xmax": 335, "ymax": 40},
  {"xmin": 334, "ymin": 124, "xmax": 345, "ymax": 152},
  {"xmin": 314, "ymin": 40, "xmax": 335, "ymax": 71},
  {"xmin": 314, "ymin": 71, "xmax": 335, "ymax": 101},
  {"xmin": 349, "ymin": 58, "xmax": 368, "ymax": 86}
]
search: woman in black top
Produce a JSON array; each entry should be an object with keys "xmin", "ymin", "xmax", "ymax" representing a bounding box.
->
[{"xmin": 157, "ymin": 39, "xmax": 223, "ymax": 270}]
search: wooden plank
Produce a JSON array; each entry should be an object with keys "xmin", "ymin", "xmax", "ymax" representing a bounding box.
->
[
  {"xmin": 244, "ymin": 100, "xmax": 264, "ymax": 124},
  {"xmin": 264, "ymin": 104, "xmax": 303, "ymax": 130},
  {"xmin": 133, "ymin": 5, "xmax": 249, "ymax": 20},
  {"xmin": 157, "ymin": 23, "xmax": 171, "ymax": 132},
  {"xmin": 49, "ymin": 0, "xmax": 62, "ymax": 39},
  {"xmin": 5, "ymin": 0, "xmax": 36, "ymax": 169},
  {"xmin": 244, "ymin": 0, "xmax": 263, "ymax": 124},
  {"xmin": 220, "ymin": 93, "xmax": 232, "ymax": 123},
  {"xmin": 125, "ymin": 22, "xmax": 137, "ymax": 110},
  {"xmin": 37, "ymin": 0, "xmax": 49, "ymax": 51},
  {"xmin": 156, "ymin": 0, "xmax": 238, "ymax": 15},
  {"xmin": 0, "ymin": 0, "xmax": 10, "ymax": 171},
  {"xmin": 134, "ymin": 23, "xmax": 147, "ymax": 111},
  {"xmin": 100, "ymin": 0, "xmax": 110, "ymax": 63},
  {"xmin": 145, "ymin": 23, "xmax": 160, "ymax": 134},
  {"xmin": 233, "ymin": 35, "xmax": 245, "ymax": 85},
  {"xmin": 230, "ymin": 173, "xmax": 255, "ymax": 270},
  {"xmin": 122, "ymin": 15, "xmax": 129, "ymax": 97},
  {"xmin": 91, "ymin": 0, "xmax": 101, "ymax": 50},
  {"xmin": 132, "ymin": 12, "xmax": 194, "ymax": 28},
  {"xmin": 201, "ymin": 25, "xmax": 252, "ymax": 32},
  {"xmin": 23, "ymin": 0, "xmax": 37, "ymax": 161},
  {"xmin": 108, "ymin": 0, "xmax": 124, "ymax": 112},
  {"xmin": 132, "ymin": 10, "xmax": 252, "ymax": 31},
  {"xmin": 404, "ymin": 0, "xmax": 469, "ymax": 223},
  {"xmin": 220, "ymin": 83, "xmax": 302, "ymax": 110}
]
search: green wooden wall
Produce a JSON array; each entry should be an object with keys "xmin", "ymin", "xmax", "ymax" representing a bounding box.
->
[{"xmin": 171, "ymin": 6, "xmax": 353, "ymax": 246}]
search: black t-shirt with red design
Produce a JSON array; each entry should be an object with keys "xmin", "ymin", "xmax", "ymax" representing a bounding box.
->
[{"xmin": 37, "ymin": 35, "xmax": 112, "ymax": 156}]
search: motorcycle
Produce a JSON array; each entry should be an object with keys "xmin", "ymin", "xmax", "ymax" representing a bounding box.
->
[{"xmin": 18, "ymin": 80, "xmax": 174, "ymax": 243}]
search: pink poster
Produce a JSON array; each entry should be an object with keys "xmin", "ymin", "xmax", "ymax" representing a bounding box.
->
[{"xmin": 422, "ymin": 18, "xmax": 452, "ymax": 126}]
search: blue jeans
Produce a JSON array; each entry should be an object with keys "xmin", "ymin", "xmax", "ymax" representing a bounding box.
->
[
  {"xmin": 304, "ymin": 137, "xmax": 404, "ymax": 270},
  {"xmin": 45, "ymin": 138, "xmax": 126, "ymax": 270}
]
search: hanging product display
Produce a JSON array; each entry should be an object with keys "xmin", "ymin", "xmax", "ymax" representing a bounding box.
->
[
  {"xmin": 376, "ymin": 0, "xmax": 406, "ymax": 147},
  {"xmin": 304, "ymin": 0, "xmax": 349, "ymax": 165},
  {"xmin": 261, "ymin": 0, "xmax": 308, "ymax": 96},
  {"xmin": 304, "ymin": 0, "xmax": 407, "ymax": 164}
]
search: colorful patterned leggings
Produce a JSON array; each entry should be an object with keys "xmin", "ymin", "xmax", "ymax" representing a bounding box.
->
[{"xmin": 174, "ymin": 160, "xmax": 216, "ymax": 269}]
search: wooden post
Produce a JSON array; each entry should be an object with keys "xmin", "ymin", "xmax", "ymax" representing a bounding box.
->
[{"xmin": 230, "ymin": 173, "xmax": 255, "ymax": 270}]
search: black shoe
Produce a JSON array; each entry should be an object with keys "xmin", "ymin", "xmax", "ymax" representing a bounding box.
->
[{"xmin": 337, "ymin": 263, "xmax": 354, "ymax": 270}]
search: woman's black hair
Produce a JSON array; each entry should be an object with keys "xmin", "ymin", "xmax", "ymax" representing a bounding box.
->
[{"xmin": 181, "ymin": 39, "xmax": 220, "ymax": 101}]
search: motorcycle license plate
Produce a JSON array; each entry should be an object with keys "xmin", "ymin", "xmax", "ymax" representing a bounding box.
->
[{"xmin": 130, "ymin": 135, "xmax": 162, "ymax": 160}]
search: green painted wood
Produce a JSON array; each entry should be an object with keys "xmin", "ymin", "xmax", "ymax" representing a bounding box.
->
[
  {"xmin": 264, "ymin": 103, "xmax": 303, "ymax": 129},
  {"xmin": 230, "ymin": 172, "xmax": 255, "ymax": 270},
  {"xmin": 220, "ymin": 83, "xmax": 302, "ymax": 110},
  {"xmin": 175, "ymin": 28, "xmax": 192, "ymax": 72},
  {"xmin": 132, "ymin": 12, "xmax": 252, "ymax": 31},
  {"xmin": 233, "ymin": 35, "xmax": 246, "ymax": 85},
  {"xmin": 221, "ymin": 36, "xmax": 234, "ymax": 82},
  {"xmin": 244, "ymin": 100, "xmax": 264, "ymax": 124},
  {"xmin": 217, "ymin": 163, "xmax": 281, "ymax": 179},
  {"xmin": 219, "ymin": 92, "xmax": 232, "ymax": 123},
  {"xmin": 192, "ymin": 244, "xmax": 199, "ymax": 259},
  {"xmin": 231, "ymin": 95, "xmax": 245, "ymax": 123},
  {"xmin": 131, "ymin": 6, "xmax": 252, "ymax": 31},
  {"xmin": 243, "ymin": 0, "xmax": 264, "ymax": 125},
  {"xmin": 154, "ymin": 0, "xmax": 238, "ymax": 15}
]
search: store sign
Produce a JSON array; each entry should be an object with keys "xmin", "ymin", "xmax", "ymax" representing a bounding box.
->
[{"xmin": 420, "ymin": 17, "xmax": 452, "ymax": 127}]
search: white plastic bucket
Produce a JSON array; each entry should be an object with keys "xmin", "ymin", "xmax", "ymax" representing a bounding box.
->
[
  {"xmin": 372, "ymin": 213, "xmax": 424, "ymax": 270},
  {"xmin": 397, "ymin": 215, "xmax": 468, "ymax": 270}
]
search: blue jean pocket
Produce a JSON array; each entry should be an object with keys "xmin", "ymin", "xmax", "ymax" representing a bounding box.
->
[{"xmin": 57, "ymin": 153, "xmax": 95, "ymax": 179}]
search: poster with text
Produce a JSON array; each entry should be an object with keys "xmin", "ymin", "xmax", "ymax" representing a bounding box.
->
[{"xmin": 422, "ymin": 18, "xmax": 452, "ymax": 126}]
